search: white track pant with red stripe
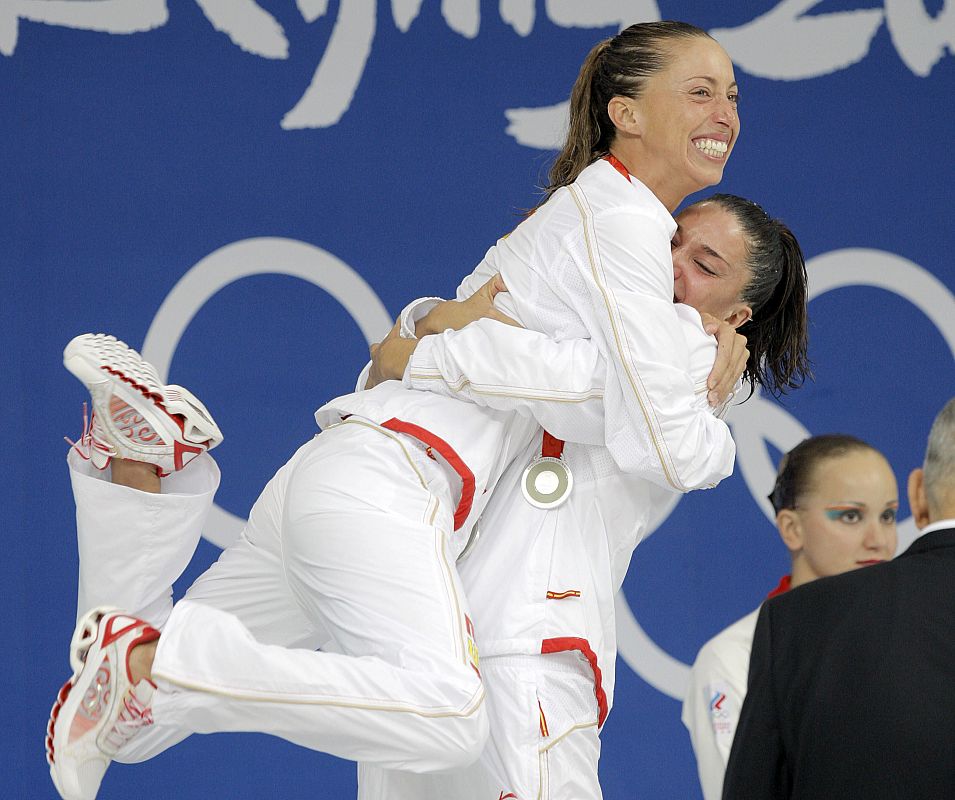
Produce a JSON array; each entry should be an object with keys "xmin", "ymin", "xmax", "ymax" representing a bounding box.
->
[{"xmin": 69, "ymin": 419, "xmax": 487, "ymax": 773}]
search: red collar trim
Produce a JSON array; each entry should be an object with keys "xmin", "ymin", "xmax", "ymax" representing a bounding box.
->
[
  {"xmin": 603, "ymin": 154, "xmax": 631, "ymax": 182},
  {"xmin": 766, "ymin": 574, "xmax": 792, "ymax": 599}
]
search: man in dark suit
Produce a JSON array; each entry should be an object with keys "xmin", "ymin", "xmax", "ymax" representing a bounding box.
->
[{"xmin": 722, "ymin": 397, "xmax": 955, "ymax": 800}]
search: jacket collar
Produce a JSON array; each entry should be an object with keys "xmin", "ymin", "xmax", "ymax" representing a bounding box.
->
[{"xmin": 901, "ymin": 525, "xmax": 955, "ymax": 557}]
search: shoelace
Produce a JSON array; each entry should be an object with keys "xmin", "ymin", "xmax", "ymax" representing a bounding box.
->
[
  {"xmin": 63, "ymin": 403, "xmax": 115, "ymax": 466},
  {"xmin": 101, "ymin": 687, "xmax": 154, "ymax": 754}
]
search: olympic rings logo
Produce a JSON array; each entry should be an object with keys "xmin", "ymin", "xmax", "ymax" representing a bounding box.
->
[{"xmin": 144, "ymin": 241, "xmax": 955, "ymax": 701}]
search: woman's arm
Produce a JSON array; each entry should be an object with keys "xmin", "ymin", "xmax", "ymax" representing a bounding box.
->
[
  {"xmin": 366, "ymin": 278, "xmax": 609, "ymax": 443},
  {"xmin": 368, "ymin": 276, "xmax": 745, "ymax": 455},
  {"xmin": 404, "ymin": 319, "xmax": 608, "ymax": 445},
  {"xmin": 567, "ymin": 204, "xmax": 735, "ymax": 491}
]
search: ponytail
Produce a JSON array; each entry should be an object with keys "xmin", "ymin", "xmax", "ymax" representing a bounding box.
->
[{"xmin": 547, "ymin": 39, "xmax": 614, "ymax": 196}]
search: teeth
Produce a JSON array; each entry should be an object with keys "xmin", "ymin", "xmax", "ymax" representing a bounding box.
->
[{"xmin": 694, "ymin": 138, "xmax": 728, "ymax": 158}]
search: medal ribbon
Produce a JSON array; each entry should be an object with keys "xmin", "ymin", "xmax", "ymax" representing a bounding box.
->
[{"xmin": 541, "ymin": 430, "xmax": 564, "ymax": 460}]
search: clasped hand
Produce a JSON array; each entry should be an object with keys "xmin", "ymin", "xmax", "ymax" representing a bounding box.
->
[
  {"xmin": 365, "ymin": 274, "xmax": 518, "ymax": 389},
  {"xmin": 700, "ymin": 314, "xmax": 749, "ymax": 407}
]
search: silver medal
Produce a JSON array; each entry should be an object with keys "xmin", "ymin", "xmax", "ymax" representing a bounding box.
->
[{"xmin": 521, "ymin": 456, "xmax": 573, "ymax": 509}]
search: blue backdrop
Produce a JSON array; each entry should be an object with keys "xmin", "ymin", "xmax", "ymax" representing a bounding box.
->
[{"xmin": 5, "ymin": 1, "xmax": 954, "ymax": 797}]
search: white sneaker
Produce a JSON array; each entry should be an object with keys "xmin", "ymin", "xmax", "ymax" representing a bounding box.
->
[
  {"xmin": 46, "ymin": 607, "xmax": 161, "ymax": 800},
  {"xmin": 64, "ymin": 334, "xmax": 223, "ymax": 477}
]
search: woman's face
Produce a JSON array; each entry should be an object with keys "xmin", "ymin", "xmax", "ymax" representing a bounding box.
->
[
  {"xmin": 671, "ymin": 202, "xmax": 751, "ymax": 327},
  {"xmin": 786, "ymin": 450, "xmax": 899, "ymax": 584},
  {"xmin": 626, "ymin": 37, "xmax": 740, "ymax": 209}
]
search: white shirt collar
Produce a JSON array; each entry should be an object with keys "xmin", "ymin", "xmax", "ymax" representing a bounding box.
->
[{"xmin": 916, "ymin": 518, "xmax": 955, "ymax": 537}]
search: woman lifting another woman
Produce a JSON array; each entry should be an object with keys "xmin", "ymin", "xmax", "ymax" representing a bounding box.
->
[{"xmin": 47, "ymin": 21, "xmax": 809, "ymax": 800}]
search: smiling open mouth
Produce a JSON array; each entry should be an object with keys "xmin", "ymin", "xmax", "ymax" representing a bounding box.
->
[{"xmin": 693, "ymin": 138, "xmax": 728, "ymax": 158}]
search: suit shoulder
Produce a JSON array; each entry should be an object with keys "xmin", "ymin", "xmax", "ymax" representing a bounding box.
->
[{"xmin": 764, "ymin": 560, "xmax": 899, "ymax": 623}]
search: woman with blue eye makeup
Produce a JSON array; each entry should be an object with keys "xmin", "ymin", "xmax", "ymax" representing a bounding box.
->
[{"xmin": 683, "ymin": 434, "xmax": 898, "ymax": 800}]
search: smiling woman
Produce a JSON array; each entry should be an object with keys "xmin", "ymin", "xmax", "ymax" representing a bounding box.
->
[{"xmin": 545, "ymin": 22, "xmax": 739, "ymax": 212}]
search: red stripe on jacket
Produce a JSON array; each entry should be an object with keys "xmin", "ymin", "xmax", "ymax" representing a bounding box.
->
[{"xmin": 381, "ymin": 418, "xmax": 476, "ymax": 530}]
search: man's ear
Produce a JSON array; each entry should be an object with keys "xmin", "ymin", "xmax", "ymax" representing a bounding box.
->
[
  {"xmin": 724, "ymin": 304, "xmax": 753, "ymax": 330},
  {"xmin": 907, "ymin": 467, "xmax": 931, "ymax": 529},
  {"xmin": 607, "ymin": 96, "xmax": 642, "ymax": 136},
  {"xmin": 776, "ymin": 509, "xmax": 803, "ymax": 553}
]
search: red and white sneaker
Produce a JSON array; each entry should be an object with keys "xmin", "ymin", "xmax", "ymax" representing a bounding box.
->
[
  {"xmin": 46, "ymin": 607, "xmax": 161, "ymax": 800},
  {"xmin": 64, "ymin": 333, "xmax": 223, "ymax": 477}
]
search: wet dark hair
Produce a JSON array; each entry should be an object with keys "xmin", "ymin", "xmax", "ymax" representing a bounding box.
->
[
  {"xmin": 685, "ymin": 193, "xmax": 811, "ymax": 398},
  {"xmin": 544, "ymin": 21, "xmax": 713, "ymax": 204},
  {"xmin": 767, "ymin": 435, "xmax": 880, "ymax": 514}
]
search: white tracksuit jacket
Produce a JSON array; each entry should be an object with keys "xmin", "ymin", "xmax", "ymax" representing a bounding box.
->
[{"xmin": 682, "ymin": 577, "xmax": 790, "ymax": 800}]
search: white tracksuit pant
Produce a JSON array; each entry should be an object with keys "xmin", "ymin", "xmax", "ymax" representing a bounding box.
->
[
  {"xmin": 70, "ymin": 419, "xmax": 486, "ymax": 773},
  {"xmin": 358, "ymin": 651, "xmax": 603, "ymax": 799},
  {"xmin": 70, "ymin": 424, "xmax": 599, "ymax": 797}
]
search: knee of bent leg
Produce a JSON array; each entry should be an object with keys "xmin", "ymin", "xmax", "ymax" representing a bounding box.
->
[
  {"xmin": 415, "ymin": 669, "xmax": 488, "ymax": 771},
  {"xmin": 457, "ymin": 691, "xmax": 490, "ymax": 765},
  {"xmin": 432, "ymin": 689, "xmax": 488, "ymax": 770}
]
